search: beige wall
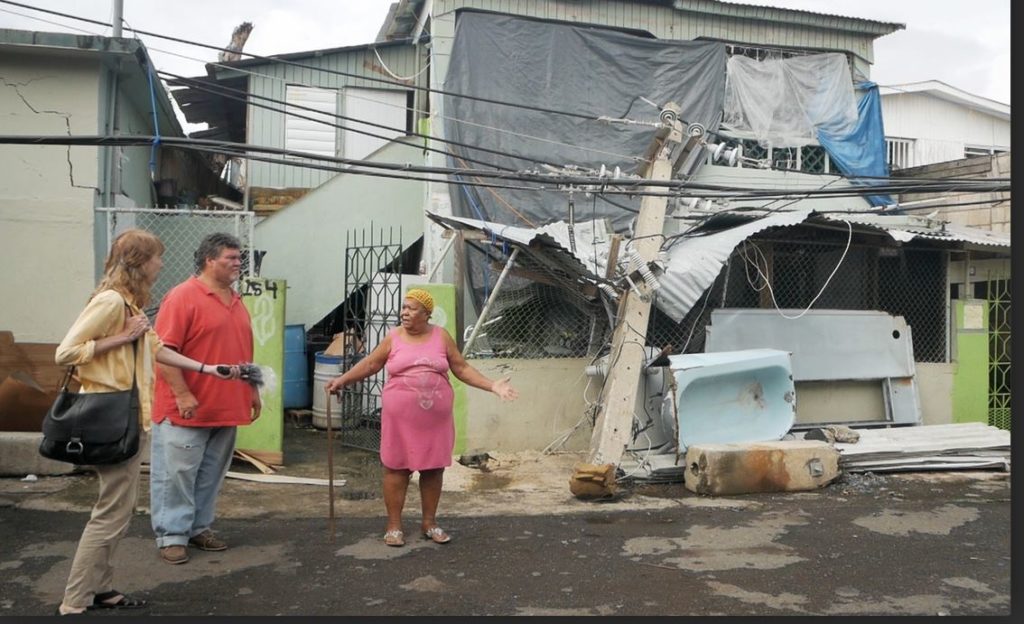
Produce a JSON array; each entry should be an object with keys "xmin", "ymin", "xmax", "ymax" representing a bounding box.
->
[
  {"xmin": 462, "ymin": 358, "xmax": 591, "ymax": 453},
  {"xmin": 459, "ymin": 358, "xmax": 958, "ymax": 452},
  {"xmin": 915, "ymin": 362, "xmax": 955, "ymax": 426},
  {"xmin": 0, "ymin": 54, "xmax": 101, "ymax": 343}
]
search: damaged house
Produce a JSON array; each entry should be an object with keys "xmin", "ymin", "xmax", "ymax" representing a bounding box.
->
[
  {"xmin": 0, "ymin": 29, "xmax": 237, "ymax": 430},
  {"xmin": 0, "ymin": 2, "xmax": 1010, "ymax": 471}
]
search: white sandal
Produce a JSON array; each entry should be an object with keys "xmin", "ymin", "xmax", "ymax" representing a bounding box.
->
[
  {"xmin": 383, "ymin": 529, "xmax": 405, "ymax": 547},
  {"xmin": 423, "ymin": 526, "xmax": 451, "ymax": 544}
]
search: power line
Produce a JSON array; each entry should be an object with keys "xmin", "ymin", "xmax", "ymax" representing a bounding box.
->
[
  {"xmin": 159, "ymin": 70, "xmax": 520, "ymax": 173},
  {"xmin": 0, "ymin": 134, "xmax": 1011, "ymax": 200},
  {"xmin": 0, "ymin": 4, "xmax": 650, "ymax": 168},
  {"xmin": 7, "ymin": 2, "xmax": 1008, "ymax": 193},
  {"xmin": 0, "ymin": 0, "xmax": 604, "ymax": 122}
]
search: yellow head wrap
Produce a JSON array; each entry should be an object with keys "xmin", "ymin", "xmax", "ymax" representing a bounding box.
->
[{"xmin": 405, "ymin": 288, "xmax": 434, "ymax": 314}]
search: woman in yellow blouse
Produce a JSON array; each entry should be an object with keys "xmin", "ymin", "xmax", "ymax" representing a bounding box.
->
[{"xmin": 54, "ymin": 229, "xmax": 238, "ymax": 616}]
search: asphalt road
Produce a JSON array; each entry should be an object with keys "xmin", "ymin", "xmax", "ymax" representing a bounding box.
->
[{"xmin": 0, "ymin": 471, "xmax": 1011, "ymax": 617}]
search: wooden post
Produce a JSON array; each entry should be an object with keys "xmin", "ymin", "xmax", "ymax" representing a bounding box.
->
[{"xmin": 326, "ymin": 387, "xmax": 335, "ymax": 543}]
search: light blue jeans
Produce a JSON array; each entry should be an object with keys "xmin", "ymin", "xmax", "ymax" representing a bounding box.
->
[{"xmin": 149, "ymin": 419, "xmax": 236, "ymax": 548}]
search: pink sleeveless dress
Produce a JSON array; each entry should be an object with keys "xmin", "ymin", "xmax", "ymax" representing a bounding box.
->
[{"xmin": 380, "ymin": 325, "xmax": 455, "ymax": 470}]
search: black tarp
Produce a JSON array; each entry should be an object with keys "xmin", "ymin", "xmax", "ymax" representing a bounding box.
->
[{"xmin": 443, "ymin": 11, "xmax": 727, "ymax": 232}]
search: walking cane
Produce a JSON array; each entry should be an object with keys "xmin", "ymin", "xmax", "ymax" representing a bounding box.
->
[{"xmin": 326, "ymin": 387, "xmax": 336, "ymax": 544}]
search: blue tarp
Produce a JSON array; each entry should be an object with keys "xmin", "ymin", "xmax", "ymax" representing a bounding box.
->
[{"xmin": 817, "ymin": 82, "xmax": 893, "ymax": 208}]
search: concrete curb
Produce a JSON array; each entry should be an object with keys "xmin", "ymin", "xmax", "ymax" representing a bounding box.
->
[{"xmin": 0, "ymin": 432, "xmax": 76, "ymax": 476}]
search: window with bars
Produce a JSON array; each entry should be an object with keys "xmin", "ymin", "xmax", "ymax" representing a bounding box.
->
[
  {"xmin": 736, "ymin": 139, "xmax": 832, "ymax": 174},
  {"xmin": 727, "ymin": 43, "xmax": 831, "ymax": 62},
  {"xmin": 886, "ymin": 137, "xmax": 915, "ymax": 170}
]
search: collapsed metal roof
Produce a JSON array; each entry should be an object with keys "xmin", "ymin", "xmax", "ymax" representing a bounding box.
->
[{"xmin": 429, "ymin": 208, "xmax": 1010, "ymax": 324}]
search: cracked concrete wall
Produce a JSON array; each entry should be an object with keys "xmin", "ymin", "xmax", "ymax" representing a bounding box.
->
[
  {"xmin": 462, "ymin": 358, "xmax": 591, "ymax": 453},
  {"xmin": 0, "ymin": 53, "xmax": 101, "ymax": 343}
]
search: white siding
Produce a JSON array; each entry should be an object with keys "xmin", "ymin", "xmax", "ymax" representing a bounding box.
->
[
  {"xmin": 244, "ymin": 44, "xmax": 421, "ymax": 190},
  {"xmin": 342, "ymin": 88, "xmax": 409, "ymax": 160},
  {"xmin": 881, "ymin": 92, "xmax": 1011, "ymax": 167},
  {"xmin": 284, "ymin": 85, "xmax": 338, "ymax": 158}
]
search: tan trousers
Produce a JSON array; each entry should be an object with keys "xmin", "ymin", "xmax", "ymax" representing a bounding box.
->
[{"xmin": 61, "ymin": 435, "xmax": 146, "ymax": 610}]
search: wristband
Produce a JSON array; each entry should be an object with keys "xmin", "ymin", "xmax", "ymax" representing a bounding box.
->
[{"xmin": 199, "ymin": 363, "xmax": 205, "ymax": 374}]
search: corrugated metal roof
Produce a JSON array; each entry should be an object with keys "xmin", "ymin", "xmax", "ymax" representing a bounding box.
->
[
  {"xmin": 658, "ymin": 209, "xmax": 814, "ymax": 321},
  {"xmin": 428, "ymin": 213, "xmax": 614, "ymax": 277},
  {"xmin": 821, "ymin": 214, "xmax": 1012, "ymax": 248},
  {"xmin": 702, "ymin": 1, "xmax": 905, "ymax": 35}
]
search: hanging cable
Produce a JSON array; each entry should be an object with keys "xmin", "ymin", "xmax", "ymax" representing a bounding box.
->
[
  {"xmin": 158, "ymin": 70, "xmax": 544, "ymax": 172},
  {"xmin": 142, "ymin": 50, "xmax": 161, "ymax": 179},
  {"xmin": 741, "ymin": 219, "xmax": 854, "ymax": 320},
  {"xmin": 372, "ymin": 45, "xmax": 430, "ymax": 81},
  {"xmin": 0, "ymin": 0, "xmax": 604, "ymax": 122}
]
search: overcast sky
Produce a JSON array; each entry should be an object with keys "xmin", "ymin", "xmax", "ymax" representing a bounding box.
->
[{"xmin": 0, "ymin": 0, "xmax": 1010, "ymax": 107}]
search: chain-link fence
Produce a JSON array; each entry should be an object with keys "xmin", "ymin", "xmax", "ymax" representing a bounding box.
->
[
  {"xmin": 464, "ymin": 222, "xmax": 950, "ymax": 364},
  {"xmin": 650, "ymin": 224, "xmax": 949, "ymax": 362},
  {"xmin": 96, "ymin": 207, "xmax": 257, "ymax": 314},
  {"xmin": 462, "ymin": 240, "xmax": 611, "ymax": 359}
]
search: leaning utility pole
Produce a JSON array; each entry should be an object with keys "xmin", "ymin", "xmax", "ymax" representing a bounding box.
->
[{"xmin": 570, "ymin": 102, "xmax": 688, "ymax": 495}]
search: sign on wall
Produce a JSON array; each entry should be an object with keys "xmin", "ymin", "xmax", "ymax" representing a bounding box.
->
[{"xmin": 239, "ymin": 277, "xmax": 285, "ymax": 465}]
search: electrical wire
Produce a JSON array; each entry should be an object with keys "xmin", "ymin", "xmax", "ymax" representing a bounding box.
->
[
  {"xmin": 372, "ymin": 45, "xmax": 430, "ymax": 81},
  {"xmin": 158, "ymin": 69, "xmax": 545, "ymax": 173},
  {"xmin": 0, "ymin": 0, "xmax": 607, "ymax": 122},
  {"xmin": 4, "ymin": 2, "xmax": 1011, "ymax": 190},
  {"xmin": 3, "ymin": 3, "xmax": 1008, "ymax": 199},
  {"xmin": 156, "ymin": 61, "xmax": 651, "ymax": 165},
  {"xmin": 0, "ymin": 134, "xmax": 1011, "ymax": 203},
  {"xmin": 740, "ymin": 218, "xmax": 854, "ymax": 320}
]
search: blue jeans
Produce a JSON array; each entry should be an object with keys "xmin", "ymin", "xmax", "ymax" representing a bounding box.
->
[{"xmin": 149, "ymin": 420, "xmax": 236, "ymax": 548}]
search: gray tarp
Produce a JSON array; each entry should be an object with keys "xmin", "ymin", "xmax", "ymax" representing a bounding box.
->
[{"xmin": 443, "ymin": 11, "xmax": 727, "ymax": 232}]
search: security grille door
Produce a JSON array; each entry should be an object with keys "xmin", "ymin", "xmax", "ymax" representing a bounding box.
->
[{"xmin": 987, "ymin": 277, "xmax": 1011, "ymax": 430}]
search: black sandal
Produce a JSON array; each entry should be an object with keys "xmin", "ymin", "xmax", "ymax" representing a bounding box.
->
[{"xmin": 88, "ymin": 590, "xmax": 147, "ymax": 610}]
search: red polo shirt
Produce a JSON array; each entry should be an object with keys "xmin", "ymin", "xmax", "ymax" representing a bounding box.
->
[{"xmin": 153, "ymin": 276, "xmax": 254, "ymax": 426}]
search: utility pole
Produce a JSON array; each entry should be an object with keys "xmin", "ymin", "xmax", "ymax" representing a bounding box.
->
[
  {"xmin": 570, "ymin": 102, "xmax": 688, "ymax": 494},
  {"xmin": 111, "ymin": 0, "xmax": 123, "ymax": 38}
]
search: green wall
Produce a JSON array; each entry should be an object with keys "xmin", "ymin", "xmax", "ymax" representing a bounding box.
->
[
  {"xmin": 238, "ymin": 277, "xmax": 286, "ymax": 463},
  {"xmin": 951, "ymin": 299, "xmax": 989, "ymax": 424}
]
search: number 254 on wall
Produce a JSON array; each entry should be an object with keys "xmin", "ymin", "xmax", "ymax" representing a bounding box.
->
[{"xmin": 242, "ymin": 278, "xmax": 279, "ymax": 298}]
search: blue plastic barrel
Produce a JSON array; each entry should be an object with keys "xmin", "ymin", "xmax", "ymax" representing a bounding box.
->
[{"xmin": 282, "ymin": 324, "xmax": 309, "ymax": 408}]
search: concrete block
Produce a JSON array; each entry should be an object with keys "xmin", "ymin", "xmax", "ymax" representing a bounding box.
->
[
  {"xmin": 0, "ymin": 431, "xmax": 151, "ymax": 477},
  {"xmin": 684, "ymin": 440, "xmax": 840, "ymax": 496},
  {"xmin": 0, "ymin": 431, "xmax": 77, "ymax": 476}
]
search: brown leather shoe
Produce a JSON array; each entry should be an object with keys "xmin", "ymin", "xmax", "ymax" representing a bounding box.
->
[
  {"xmin": 188, "ymin": 530, "xmax": 227, "ymax": 551},
  {"xmin": 159, "ymin": 545, "xmax": 189, "ymax": 564}
]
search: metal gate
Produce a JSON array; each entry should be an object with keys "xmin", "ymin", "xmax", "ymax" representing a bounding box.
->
[
  {"xmin": 337, "ymin": 225, "xmax": 405, "ymax": 452},
  {"xmin": 97, "ymin": 207, "xmax": 257, "ymax": 314},
  {"xmin": 987, "ymin": 276, "xmax": 1011, "ymax": 430}
]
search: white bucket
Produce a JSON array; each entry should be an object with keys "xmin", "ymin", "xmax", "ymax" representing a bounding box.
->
[{"xmin": 312, "ymin": 351, "xmax": 343, "ymax": 430}]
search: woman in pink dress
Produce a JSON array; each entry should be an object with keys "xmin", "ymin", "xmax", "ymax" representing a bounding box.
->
[{"xmin": 325, "ymin": 288, "xmax": 518, "ymax": 546}]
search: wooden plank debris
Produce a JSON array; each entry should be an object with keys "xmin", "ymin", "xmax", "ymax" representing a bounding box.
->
[
  {"xmin": 233, "ymin": 450, "xmax": 277, "ymax": 474},
  {"xmin": 225, "ymin": 471, "xmax": 344, "ymax": 486}
]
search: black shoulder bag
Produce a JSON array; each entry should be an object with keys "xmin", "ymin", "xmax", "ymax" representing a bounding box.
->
[{"xmin": 39, "ymin": 314, "xmax": 141, "ymax": 465}]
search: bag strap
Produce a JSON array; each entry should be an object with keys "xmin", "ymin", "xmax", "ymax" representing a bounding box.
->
[
  {"xmin": 123, "ymin": 302, "xmax": 140, "ymax": 391},
  {"xmin": 60, "ymin": 301, "xmax": 140, "ymax": 392}
]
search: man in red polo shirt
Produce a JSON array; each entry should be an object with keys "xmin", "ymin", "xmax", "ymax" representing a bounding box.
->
[{"xmin": 149, "ymin": 232, "xmax": 261, "ymax": 565}]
